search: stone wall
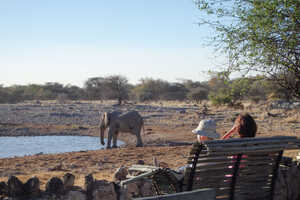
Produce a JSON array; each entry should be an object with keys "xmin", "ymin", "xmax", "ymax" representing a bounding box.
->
[
  {"xmin": 1, "ymin": 161, "xmax": 300, "ymax": 200},
  {"xmin": 0, "ymin": 171, "xmax": 157, "ymax": 200}
]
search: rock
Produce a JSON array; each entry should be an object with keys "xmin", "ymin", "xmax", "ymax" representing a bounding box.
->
[
  {"xmin": 84, "ymin": 173, "xmax": 94, "ymax": 191},
  {"xmin": 91, "ymin": 180, "xmax": 117, "ymax": 200},
  {"xmin": 113, "ymin": 166, "xmax": 128, "ymax": 181},
  {"xmin": 85, "ymin": 174, "xmax": 94, "ymax": 200},
  {"xmin": 63, "ymin": 173, "xmax": 75, "ymax": 190},
  {"xmin": 140, "ymin": 179, "xmax": 155, "ymax": 197},
  {"xmin": 0, "ymin": 181, "xmax": 9, "ymax": 196},
  {"xmin": 45, "ymin": 177, "xmax": 64, "ymax": 194},
  {"xmin": 124, "ymin": 181, "xmax": 140, "ymax": 198},
  {"xmin": 24, "ymin": 176, "xmax": 40, "ymax": 196},
  {"xmin": 7, "ymin": 175, "xmax": 24, "ymax": 197},
  {"xmin": 63, "ymin": 190, "xmax": 86, "ymax": 200}
]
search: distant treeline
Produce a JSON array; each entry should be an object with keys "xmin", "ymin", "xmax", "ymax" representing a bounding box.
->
[{"xmin": 0, "ymin": 73, "xmax": 293, "ymax": 106}]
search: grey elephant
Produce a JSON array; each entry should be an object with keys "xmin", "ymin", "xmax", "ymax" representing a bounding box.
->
[{"xmin": 99, "ymin": 110, "xmax": 144, "ymax": 149}]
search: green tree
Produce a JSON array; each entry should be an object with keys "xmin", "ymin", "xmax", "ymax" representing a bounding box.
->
[
  {"xmin": 230, "ymin": 78, "xmax": 252, "ymax": 102},
  {"xmin": 133, "ymin": 78, "xmax": 169, "ymax": 102},
  {"xmin": 196, "ymin": 0, "xmax": 300, "ymax": 99},
  {"xmin": 104, "ymin": 75, "xmax": 130, "ymax": 105},
  {"xmin": 207, "ymin": 71, "xmax": 233, "ymax": 106},
  {"xmin": 84, "ymin": 75, "xmax": 130, "ymax": 104},
  {"xmin": 84, "ymin": 77, "xmax": 106, "ymax": 100}
]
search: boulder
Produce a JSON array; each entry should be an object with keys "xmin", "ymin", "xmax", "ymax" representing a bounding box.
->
[
  {"xmin": 24, "ymin": 176, "xmax": 40, "ymax": 196},
  {"xmin": 63, "ymin": 173, "xmax": 75, "ymax": 190},
  {"xmin": 85, "ymin": 173, "xmax": 95, "ymax": 200},
  {"xmin": 123, "ymin": 181, "xmax": 140, "ymax": 199},
  {"xmin": 91, "ymin": 180, "xmax": 117, "ymax": 200},
  {"xmin": 45, "ymin": 177, "xmax": 64, "ymax": 194},
  {"xmin": 139, "ymin": 179, "xmax": 155, "ymax": 197},
  {"xmin": 85, "ymin": 175, "xmax": 117, "ymax": 200},
  {"xmin": 7, "ymin": 175, "xmax": 24, "ymax": 197}
]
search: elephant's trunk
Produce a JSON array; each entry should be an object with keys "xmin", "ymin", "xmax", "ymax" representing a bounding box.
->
[{"xmin": 100, "ymin": 126, "xmax": 105, "ymax": 145}]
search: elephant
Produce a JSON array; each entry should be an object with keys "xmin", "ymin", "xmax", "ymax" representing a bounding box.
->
[{"xmin": 99, "ymin": 110, "xmax": 144, "ymax": 149}]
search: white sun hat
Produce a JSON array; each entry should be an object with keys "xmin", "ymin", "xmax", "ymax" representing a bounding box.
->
[{"xmin": 192, "ymin": 119, "xmax": 220, "ymax": 139}]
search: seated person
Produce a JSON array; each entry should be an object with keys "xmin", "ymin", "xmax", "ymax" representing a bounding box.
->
[
  {"xmin": 192, "ymin": 119, "xmax": 221, "ymax": 142},
  {"xmin": 221, "ymin": 113, "xmax": 257, "ymax": 178},
  {"xmin": 222, "ymin": 112, "xmax": 257, "ymax": 139},
  {"xmin": 177, "ymin": 119, "xmax": 220, "ymax": 173}
]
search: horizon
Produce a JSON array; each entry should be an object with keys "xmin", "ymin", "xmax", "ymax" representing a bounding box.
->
[{"xmin": 1, "ymin": 1, "xmax": 226, "ymax": 87}]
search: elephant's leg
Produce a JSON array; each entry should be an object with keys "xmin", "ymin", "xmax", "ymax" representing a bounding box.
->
[
  {"xmin": 112, "ymin": 131, "xmax": 119, "ymax": 148},
  {"xmin": 134, "ymin": 128, "xmax": 143, "ymax": 147},
  {"xmin": 106, "ymin": 129, "xmax": 113, "ymax": 149},
  {"xmin": 100, "ymin": 127, "xmax": 105, "ymax": 145}
]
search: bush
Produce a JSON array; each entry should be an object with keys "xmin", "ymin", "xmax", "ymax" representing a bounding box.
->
[
  {"xmin": 209, "ymin": 92, "xmax": 233, "ymax": 106},
  {"xmin": 187, "ymin": 88, "xmax": 209, "ymax": 104}
]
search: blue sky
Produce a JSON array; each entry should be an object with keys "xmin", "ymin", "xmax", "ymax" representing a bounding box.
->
[{"xmin": 0, "ymin": 0, "xmax": 224, "ymax": 87}]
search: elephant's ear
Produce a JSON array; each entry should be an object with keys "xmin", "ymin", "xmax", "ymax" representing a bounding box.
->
[{"xmin": 104, "ymin": 112, "xmax": 110, "ymax": 127}]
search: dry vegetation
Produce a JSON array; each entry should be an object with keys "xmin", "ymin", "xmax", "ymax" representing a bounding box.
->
[{"xmin": 0, "ymin": 100, "xmax": 299, "ymax": 189}]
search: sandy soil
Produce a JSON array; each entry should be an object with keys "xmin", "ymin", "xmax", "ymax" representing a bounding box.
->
[{"xmin": 0, "ymin": 100, "xmax": 299, "ymax": 189}]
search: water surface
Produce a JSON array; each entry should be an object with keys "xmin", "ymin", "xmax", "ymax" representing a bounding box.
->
[{"xmin": 0, "ymin": 136, "xmax": 124, "ymax": 158}]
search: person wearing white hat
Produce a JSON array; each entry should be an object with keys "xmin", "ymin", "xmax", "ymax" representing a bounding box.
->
[
  {"xmin": 177, "ymin": 119, "xmax": 220, "ymax": 173},
  {"xmin": 192, "ymin": 119, "xmax": 221, "ymax": 142}
]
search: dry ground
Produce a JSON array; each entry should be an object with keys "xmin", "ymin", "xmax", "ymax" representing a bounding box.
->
[{"xmin": 0, "ymin": 100, "xmax": 299, "ymax": 189}]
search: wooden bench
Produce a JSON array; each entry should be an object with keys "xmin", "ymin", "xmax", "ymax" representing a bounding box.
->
[
  {"xmin": 178, "ymin": 136, "xmax": 299, "ymax": 200},
  {"xmin": 149, "ymin": 136, "xmax": 299, "ymax": 200}
]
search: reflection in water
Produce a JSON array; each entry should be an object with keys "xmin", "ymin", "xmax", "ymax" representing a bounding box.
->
[{"xmin": 0, "ymin": 136, "xmax": 124, "ymax": 158}]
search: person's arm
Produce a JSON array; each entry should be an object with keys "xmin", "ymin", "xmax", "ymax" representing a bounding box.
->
[{"xmin": 222, "ymin": 125, "xmax": 237, "ymax": 139}]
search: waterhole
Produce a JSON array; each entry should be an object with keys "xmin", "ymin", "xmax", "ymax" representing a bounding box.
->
[{"xmin": 0, "ymin": 136, "xmax": 124, "ymax": 158}]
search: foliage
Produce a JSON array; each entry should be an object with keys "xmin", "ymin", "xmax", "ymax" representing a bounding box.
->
[
  {"xmin": 195, "ymin": 0, "xmax": 300, "ymax": 99},
  {"xmin": 187, "ymin": 88, "xmax": 209, "ymax": 104},
  {"xmin": 84, "ymin": 77, "xmax": 106, "ymax": 100},
  {"xmin": 132, "ymin": 78, "xmax": 169, "ymax": 102},
  {"xmin": 104, "ymin": 75, "xmax": 130, "ymax": 105},
  {"xmin": 207, "ymin": 71, "xmax": 233, "ymax": 106},
  {"xmin": 0, "ymin": 75, "xmax": 294, "ymax": 104},
  {"xmin": 230, "ymin": 78, "xmax": 252, "ymax": 102},
  {"xmin": 160, "ymin": 83, "xmax": 188, "ymax": 101},
  {"xmin": 132, "ymin": 78, "xmax": 190, "ymax": 102},
  {"xmin": 84, "ymin": 75, "xmax": 130, "ymax": 104},
  {"xmin": 209, "ymin": 88, "xmax": 233, "ymax": 106}
]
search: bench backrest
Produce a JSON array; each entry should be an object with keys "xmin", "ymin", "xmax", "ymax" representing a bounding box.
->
[{"xmin": 181, "ymin": 136, "xmax": 299, "ymax": 200}]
